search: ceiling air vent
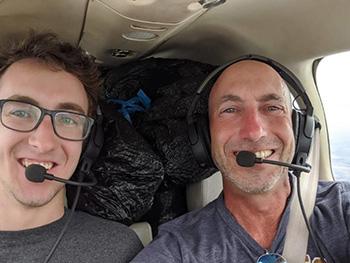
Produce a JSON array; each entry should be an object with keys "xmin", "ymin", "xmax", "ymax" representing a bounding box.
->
[
  {"xmin": 122, "ymin": 31, "xmax": 158, "ymax": 41},
  {"xmin": 111, "ymin": 49, "xmax": 136, "ymax": 58}
]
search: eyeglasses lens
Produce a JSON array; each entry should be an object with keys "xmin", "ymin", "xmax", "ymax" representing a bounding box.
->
[{"xmin": 2, "ymin": 100, "xmax": 40, "ymax": 131}]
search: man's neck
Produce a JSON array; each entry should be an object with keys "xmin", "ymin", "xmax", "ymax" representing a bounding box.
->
[
  {"xmin": 0, "ymin": 190, "xmax": 65, "ymax": 231},
  {"xmin": 223, "ymin": 175, "xmax": 291, "ymax": 249}
]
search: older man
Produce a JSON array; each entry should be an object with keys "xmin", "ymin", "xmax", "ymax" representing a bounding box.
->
[{"xmin": 131, "ymin": 59, "xmax": 350, "ymax": 262}]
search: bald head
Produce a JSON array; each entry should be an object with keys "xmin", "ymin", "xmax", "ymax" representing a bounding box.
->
[{"xmin": 209, "ymin": 60, "xmax": 292, "ymax": 114}]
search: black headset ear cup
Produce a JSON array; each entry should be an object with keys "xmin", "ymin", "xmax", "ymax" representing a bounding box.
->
[
  {"xmin": 188, "ymin": 115, "xmax": 215, "ymax": 168},
  {"xmin": 79, "ymin": 107, "xmax": 104, "ymax": 174},
  {"xmin": 291, "ymin": 109, "xmax": 314, "ymax": 167}
]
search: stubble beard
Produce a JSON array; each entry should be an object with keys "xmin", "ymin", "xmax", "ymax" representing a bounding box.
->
[
  {"xmin": 222, "ymin": 165, "xmax": 288, "ymax": 194},
  {"xmin": 213, "ymin": 148, "xmax": 290, "ymax": 194},
  {"xmin": 11, "ymin": 184, "xmax": 64, "ymax": 208}
]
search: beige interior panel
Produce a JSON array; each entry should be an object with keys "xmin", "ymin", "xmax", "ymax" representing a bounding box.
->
[
  {"xmin": 0, "ymin": 0, "xmax": 88, "ymax": 45},
  {"xmin": 151, "ymin": 0, "xmax": 350, "ymax": 66},
  {"xmin": 80, "ymin": 0, "xmax": 206, "ymax": 65},
  {"xmin": 99, "ymin": 0, "xmax": 204, "ymax": 24}
]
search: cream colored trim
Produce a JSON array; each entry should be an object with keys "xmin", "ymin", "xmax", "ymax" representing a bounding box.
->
[
  {"xmin": 130, "ymin": 222, "xmax": 153, "ymax": 246},
  {"xmin": 283, "ymin": 127, "xmax": 321, "ymax": 262}
]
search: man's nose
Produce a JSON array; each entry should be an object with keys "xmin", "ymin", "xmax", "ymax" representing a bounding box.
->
[
  {"xmin": 239, "ymin": 109, "xmax": 267, "ymax": 142},
  {"xmin": 28, "ymin": 115, "xmax": 59, "ymax": 152}
]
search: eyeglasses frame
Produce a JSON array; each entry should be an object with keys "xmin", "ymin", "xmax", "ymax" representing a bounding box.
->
[{"xmin": 0, "ymin": 99, "xmax": 95, "ymax": 141}]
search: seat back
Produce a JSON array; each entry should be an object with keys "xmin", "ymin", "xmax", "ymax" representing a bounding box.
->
[
  {"xmin": 186, "ymin": 171, "xmax": 223, "ymax": 211},
  {"xmin": 130, "ymin": 171, "xmax": 223, "ymax": 245},
  {"xmin": 129, "ymin": 222, "xmax": 153, "ymax": 247}
]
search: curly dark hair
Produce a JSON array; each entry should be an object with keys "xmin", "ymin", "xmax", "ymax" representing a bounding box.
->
[{"xmin": 0, "ymin": 31, "xmax": 102, "ymax": 116}]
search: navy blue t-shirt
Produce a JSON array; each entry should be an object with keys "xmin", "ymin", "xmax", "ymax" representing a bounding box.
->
[{"xmin": 132, "ymin": 181, "xmax": 350, "ymax": 262}]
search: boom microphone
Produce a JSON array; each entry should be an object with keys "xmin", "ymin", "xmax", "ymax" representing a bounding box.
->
[
  {"xmin": 25, "ymin": 164, "xmax": 97, "ymax": 186},
  {"xmin": 236, "ymin": 151, "xmax": 311, "ymax": 173}
]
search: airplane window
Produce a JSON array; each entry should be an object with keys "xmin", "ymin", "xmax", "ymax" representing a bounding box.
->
[{"xmin": 316, "ymin": 51, "xmax": 350, "ymax": 181}]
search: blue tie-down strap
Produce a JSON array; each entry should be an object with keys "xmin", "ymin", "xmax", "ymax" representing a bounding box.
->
[{"xmin": 108, "ymin": 89, "xmax": 151, "ymax": 124}]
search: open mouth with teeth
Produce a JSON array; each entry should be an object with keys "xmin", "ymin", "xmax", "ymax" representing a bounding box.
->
[
  {"xmin": 20, "ymin": 159, "xmax": 55, "ymax": 170},
  {"xmin": 234, "ymin": 150, "xmax": 274, "ymax": 159}
]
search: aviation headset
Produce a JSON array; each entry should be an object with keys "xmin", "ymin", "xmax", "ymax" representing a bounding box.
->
[
  {"xmin": 77, "ymin": 105, "xmax": 104, "ymax": 179},
  {"xmin": 187, "ymin": 54, "xmax": 315, "ymax": 170}
]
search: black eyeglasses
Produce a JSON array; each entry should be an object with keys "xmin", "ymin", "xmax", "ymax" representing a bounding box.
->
[
  {"xmin": 257, "ymin": 252, "xmax": 287, "ymax": 263},
  {"xmin": 0, "ymin": 99, "xmax": 94, "ymax": 141}
]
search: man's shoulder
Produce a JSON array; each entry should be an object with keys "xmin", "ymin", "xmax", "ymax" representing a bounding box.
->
[
  {"xmin": 70, "ymin": 211, "xmax": 142, "ymax": 246},
  {"xmin": 65, "ymin": 211, "xmax": 143, "ymax": 261},
  {"xmin": 73, "ymin": 210, "xmax": 137, "ymax": 234},
  {"xmin": 317, "ymin": 180, "xmax": 350, "ymax": 197},
  {"xmin": 158, "ymin": 197, "xmax": 222, "ymax": 235},
  {"xmin": 315, "ymin": 180, "xmax": 350, "ymax": 211},
  {"xmin": 131, "ymin": 196, "xmax": 245, "ymax": 263}
]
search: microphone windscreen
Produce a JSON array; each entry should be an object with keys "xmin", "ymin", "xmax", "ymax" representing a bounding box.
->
[
  {"xmin": 236, "ymin": 151, "xmax": 256, "ymax": 167},
  {"xmin": 25, "ymin": 164, "xmax": 47, "ymax": 183}
]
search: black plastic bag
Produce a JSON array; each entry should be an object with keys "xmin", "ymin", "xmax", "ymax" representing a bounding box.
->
[
  {"xmin": 67, "ymin": 111, "xmax": 164, "ymax": 225},
  {"xmin": 104, "ymin": 58, "xmax": 218, "ymax": 228}
]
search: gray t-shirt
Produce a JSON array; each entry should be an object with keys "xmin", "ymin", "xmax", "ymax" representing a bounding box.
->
[
  {"xmin": 0, "ymin": 210, "xmax": 143, "ymax": 263},
  {"xmin": 132, "ymin": 180, "xmax": 350, "ymax": 263}
]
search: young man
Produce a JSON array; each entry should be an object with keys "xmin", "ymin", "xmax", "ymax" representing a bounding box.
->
[
  {"xmin": 131, "ymin": 60, "xmax": 350, "ymax": 262},
  {"xmin": 0, "ymin": 32, "xmax": 142, "ymax": 262}
]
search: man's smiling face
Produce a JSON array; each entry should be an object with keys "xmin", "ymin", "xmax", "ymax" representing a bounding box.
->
[
  {"xmin": 209, "ymin": 60, "xmax": 295, "ymax": 194},
  {"xmin": 0, "ymin": 58, "xmax": 89, "ymax": 208}
]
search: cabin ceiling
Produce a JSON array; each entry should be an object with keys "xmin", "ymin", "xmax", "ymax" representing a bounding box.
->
[{"xmin": 1, "ymin": 0, "xmax": 350, "ymax": 66}]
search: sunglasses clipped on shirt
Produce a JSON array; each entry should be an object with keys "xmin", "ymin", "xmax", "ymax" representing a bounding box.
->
[
  {"xmin": 257, "ymin": 252, "xmax": 287, "ymax": 263},
  {"xmin": 0, "ymin": 99, "xmax": 94, "ymax": 141}
]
